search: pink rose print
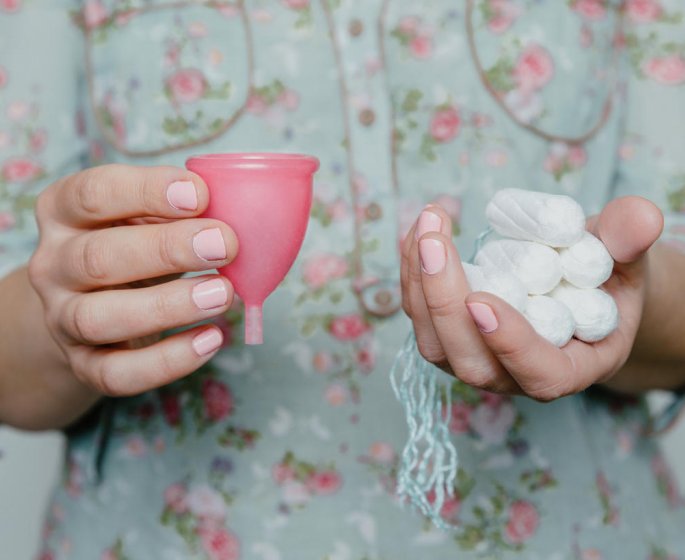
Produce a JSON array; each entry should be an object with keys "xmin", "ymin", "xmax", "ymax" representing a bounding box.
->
[
  {"xmin": 2, "ymin": 157, "xmax": 42, "ymax": 183},
  {"xmin": 367, "ymin": 441, "xmax": 396, "ymax": 464},
  {"xmin": 581, "ymin": 549, "xmax": 603, "ymax": 560},
  {"xmin": 596, "ymin": 471, "xmax": 620, "ymax": 525},
  {"xmin": 485, "ymin": 0, "xmax": 522, "ymax": 34},
  {"xmin": 0, "ymin": 0, "xmax": 21, "ymax": 13},
  {"xmin": 504, "ymin": 500, "xmax": 539, "ymax": 544},
  {"xmin": 277, "ymin": 88, "xmax": 300, "ymax": 111},
  {"xmin": 409, "ymin": 35, "xmax": 433, "ymax": 59},
  {"xmin": 83, "ymin": 0, "xmax": 108, "ymax": 29},
  {"xmin": 282, "ymin": 0, "xmax": 309, "ymax": 9},
  {"xmin": 6, "ymin": 100, "xmax": 30, "ymax": 121},
  {"xmin": 201, "ymin": 378, "xmax": 234, "ymax": 421},
  {"xmin": 513, "ymin": 44, "xmax": 554, "ymax": 94},
  {"xmin": 571, "ymin": 0, "xmax": 607, "ymax": 20},
  {"xmin": 164, "ymin": 483, "xmax": 188, "ymax": 514},
  {"xmin": 274, "ymin": 452, "xmax": 342, "ymax": 511},
  {"xmin": 166, "ymin": 68, "xmax": 208, "ymax": 104},
  {"xmin": 626, "ymin": 0, "xmax": 662, "ymax": 23},
  {"xmin": 312, "ymin": 351, "xmax": 334, "ymax": 373},
  {"xmin": 325, "ymin": 382, "xmax": 349, "ymax": 406},
  {"xmin": 391, "ymin": 15, "xmax": 434, "ymax": 60},
  {"xmin": 30, "ymin": 129, "xmax": 48, "ymax": 153},
  {"xmin": 302, "ymin": 254, "xmax": 348, "ymax": 289},
  {"xmin": 0, "ymin": 66, "xmax": 7, "ymax": 88},
  {"xmin": 426, "ymin": 488, "xmax": 461, "ymax": 522},
  {"xmin": 468, "ymin": 399, "xmax": 516, "ymax": 444},
  {"xmin": 188, "ymin": 21, "xmax": 208, "ymax": 38},
  {"xmin": 544, "ymin": 142, "xmax": 587, "ymax": 179},
  {"xmin": 430, "ymin": 106, "xmax": 461, "ymax": 143},
  {"xmin": 355, "ymin": 345, "xmax": 375, "ymax": 373},
  {"xmin": 448, "ymin": 402, "xmax": 473, "ymax": 434},
  {"xmin": 161, "ymin": 393, "xmax": 182, "ymax": 426},
  {"xmin": 187, "ymin": 484, "xmax": 227, "ymax": 521},
  {"xmin": 125, "ymin": 436, "xmax": 147, "ymax": 456},
  {"xmin": 197, "ymin": 524, "xmax": 240, "ymax": 560},
  {"xmin": 0, "ymin": 212, "xmax": 16, "ymax": 232},
  {"xmin": 306, "ymin": 469, "xmax": 342, "ymax": 495},
  {"xmin": 272, "ymin": 463, "xmax": 296, "ymax": 484},
  {"xmin": 246, "ymin": 93, "xmax": 268, "ymax": 115},
  {"xmin": 328, "ymin": 313, "xmax": 371, "ymax": 341},
  {"xmin": 398, "ymin": 16, "xmax": 419, "ymax": 35},
  {"xmin": 643, "ymin": 55, "xmax": 685, "ymax": 85}
]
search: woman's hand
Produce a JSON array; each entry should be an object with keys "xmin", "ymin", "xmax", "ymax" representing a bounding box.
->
[
  {"xmin": 27, "ymin": 164, "xmax": 238, "ymax": 398},
  {"xmin": 400, "ymin": 196, "xmax": 664, "ymax": 400}
]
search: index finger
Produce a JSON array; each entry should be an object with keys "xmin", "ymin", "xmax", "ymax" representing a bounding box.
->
[{"xmin": 51, "ymin": 164, "xmax": 209, "ymax": 228}]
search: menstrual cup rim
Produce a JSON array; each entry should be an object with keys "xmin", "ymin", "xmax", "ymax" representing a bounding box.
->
[{"xmin": 186, "ymin": 152, "xmax": 319, "ymax": 172}]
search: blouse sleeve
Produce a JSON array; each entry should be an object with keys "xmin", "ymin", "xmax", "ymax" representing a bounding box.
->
[
  {"xmin": 613, "ymin": 4, "xmax": 685, "ymax": 434},
  {"xmin": 0, "ymin": 0, "xmax": 87, "ymax": 279}
]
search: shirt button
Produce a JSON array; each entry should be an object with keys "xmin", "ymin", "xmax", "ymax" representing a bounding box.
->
[
  {"xmin": 349, "ymin": 18, "xmax": 364, "ymax": 37},
  {"xmin": 359, "ymin": 279, "xmax": 402, "ymax": 318},
  {"xmin": 365, "ymin": 202, "xmax": 382, "ymax": 221},
  {"xmin": 359, "ymin": 108, "xmax": 376, "ymax": 127}
]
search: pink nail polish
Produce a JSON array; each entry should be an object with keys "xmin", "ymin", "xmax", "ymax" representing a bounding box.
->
[
  {"xmin": 192, "ymin": 328, "xmax": 223, "ymax": 356},
  {"xmin": 415, "ymin": 210, "xmax": 442, "ymax": 240},
  {"xmin": 467, "ymin": 302, "xmax": 498, "ymax": 333},
  {"xmin": 193, "ymin": 228, "xmax": 227, "ymax": 261},
  {"xmin": 419, "ymin": 239, "xmax": 446, "ymax": 275},
  {"xmin": 192, "ymin": 278, "xmax": 228, "ymax": 310},
  {"xmin": 167, "ymin": 181, "xmax": 198, "ymax": 211}
]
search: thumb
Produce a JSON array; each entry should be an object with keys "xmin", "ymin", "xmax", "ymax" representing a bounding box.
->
[{"xmin": 589, "ymin": 196, "xmax": 663, "ymax": 264}]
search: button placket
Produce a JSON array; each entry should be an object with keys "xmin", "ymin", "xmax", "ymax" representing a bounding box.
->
[{"xmin": 328, "ymin": 0, "xmax": 402, "ymax": 317}]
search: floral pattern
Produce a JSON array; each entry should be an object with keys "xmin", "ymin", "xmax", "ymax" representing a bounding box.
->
[{"xmin": 1, "ymin": 0, "xmax": 684, "ymax": 558}]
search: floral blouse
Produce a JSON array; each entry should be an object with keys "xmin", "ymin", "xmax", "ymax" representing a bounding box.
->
[{"xmin": 2, "ymin": 0, "xmax": 685, "ymax": 559}]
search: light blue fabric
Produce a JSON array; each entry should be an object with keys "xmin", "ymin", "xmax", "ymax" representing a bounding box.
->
[{"xmin": 2, "ymin": 1, "xmax": 685, "ymax": 558}]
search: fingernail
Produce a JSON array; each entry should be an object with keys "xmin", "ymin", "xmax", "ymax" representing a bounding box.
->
[
  {"xmin": 415, "ymin": 209, "xmax": 442, "ymax": 240},
  {"xmin": 192, "ymin": 328, "xmax": 223, "ymax": 356},
  {"xmin": 193, "ymin": 228, "xmax": 227, "ymax": 261},
  {"xmin": 167, "ymin": 180, "xmax": 198, "ymax": 211},
  {"xmin": 467, "ymin": 302, "xmax": 498, "ymax": 333},
  {"xmin": 192, "ymin": 278, "xmax": 228, "ymax": 310},
  {"xmin": 419, "ymin": 239, "xmax": 446, "ymax": 275}
]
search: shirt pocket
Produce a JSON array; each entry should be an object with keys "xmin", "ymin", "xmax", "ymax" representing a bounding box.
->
[
  {"xmin": 79, "ymin": 0, "xmax": 253, "ymax": 157},
  {"xmin": 465, "ymin": 0, "xmax": 623, "ymax": 142}
]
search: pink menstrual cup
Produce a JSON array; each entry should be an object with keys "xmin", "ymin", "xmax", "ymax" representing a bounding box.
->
[{"xmin": 186, "ymin": 153, "xmax": 319, "ymax": 345}]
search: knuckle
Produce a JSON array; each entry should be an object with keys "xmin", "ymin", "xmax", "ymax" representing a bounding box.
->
[
  {"xmin": 424, "ymin": 292, "xmax": 462, "ymax": 320},
  {"xmin": 75, "ymin": 168, "xmax": 109, "ymax": 218},
  {"xmin": 526, "ymin": 380, "xmax": 571, "ymax": 403},
  {"xmin": 140, "ymin": 171, "xmax": 161, "ymax": 215},
  {"xmin": 27, "ymin": 250, "xmax": 48, "ymax": 290},
  {"xmin": 69, "ymin": 298, "xmax": 102, "ymax": 345},
  {"xmin": 156, "ymin": 347, "xmax": 178, "ymax": 384},
  {"xmin": 416, "ymin": 339, "xmax": 446, "ymax": 364},
  {"xmin": 33, "ymin": 189, "xmax": 52, "ymax": 225},
  {"xmin": 157, "ymin": 226, "xmax": 185, "ymax": 271},
  {"xmin": 97, "ymin": 357, "xmax": 125, "ymax": 397},
  {"xmin": 150, "ymin": 290, "xmax": 178, "ymax": 326},
  {"xmin": 78, "ymin": 233, "xmax": 109, "ymax": 282}
]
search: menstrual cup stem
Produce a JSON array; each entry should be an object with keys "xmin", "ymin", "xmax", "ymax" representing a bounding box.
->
[{"xmin": 245, "ymin": 304, "xmax": 264, "ymax": 345}]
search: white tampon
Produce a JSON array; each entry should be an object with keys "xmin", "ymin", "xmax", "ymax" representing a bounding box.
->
[
  {"xmin": 549, "ymin": 281, "xmax": 618, "ymax": 342},
  {"xmin": 558, "ymin": 232, "xmax": 614, "ymax": 289},
  {"xmin": 461, "ymin": 262, "xmax": 528, "ymax": 312},
  {"xmin": 523, "ymin": 295, "xmax": 575, "ymax": 348},
  {"xmin": 486, "ymin": 188, "xmax": 586, "ymax": 247},
  {"xmin": 475, "ymin": 239, "xmax": 562, "ymax": 295}
]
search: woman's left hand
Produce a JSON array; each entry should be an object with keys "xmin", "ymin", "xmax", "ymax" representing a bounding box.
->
[{"xmin": 400, "ymin": 196, "xmax": 664, "ymax": 401}]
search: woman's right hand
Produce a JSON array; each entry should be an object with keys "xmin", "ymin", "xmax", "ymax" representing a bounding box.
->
[{"xmin": 27, "ymin": 164, "xmax": 238, "ymax": 397}]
